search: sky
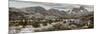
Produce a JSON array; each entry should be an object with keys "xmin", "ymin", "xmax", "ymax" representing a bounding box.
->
[
  {"xmin": 9, "ymin": 0, "xmax": 94, "ymax": 11},
  {"xmin": 9, "ymin": 0, "xmax": 95, "ymax": 5}
]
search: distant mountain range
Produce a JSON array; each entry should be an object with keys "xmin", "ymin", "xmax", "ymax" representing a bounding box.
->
[
  {"xmin": 9, "ymin": 0, "xmax": 94, "ymax": 11},
  {"xmin": 9, "ymin": 6, "xmax": 93, "ymax": 20},
  {"xmin": 9, "ymin": 0, "xmax": 94, "ymax": 20}
]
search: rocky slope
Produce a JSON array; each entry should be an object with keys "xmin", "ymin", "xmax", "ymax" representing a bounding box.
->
[{"xmin": 9, "ymin": 6, "xmax": 93, "ymax": 20}]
